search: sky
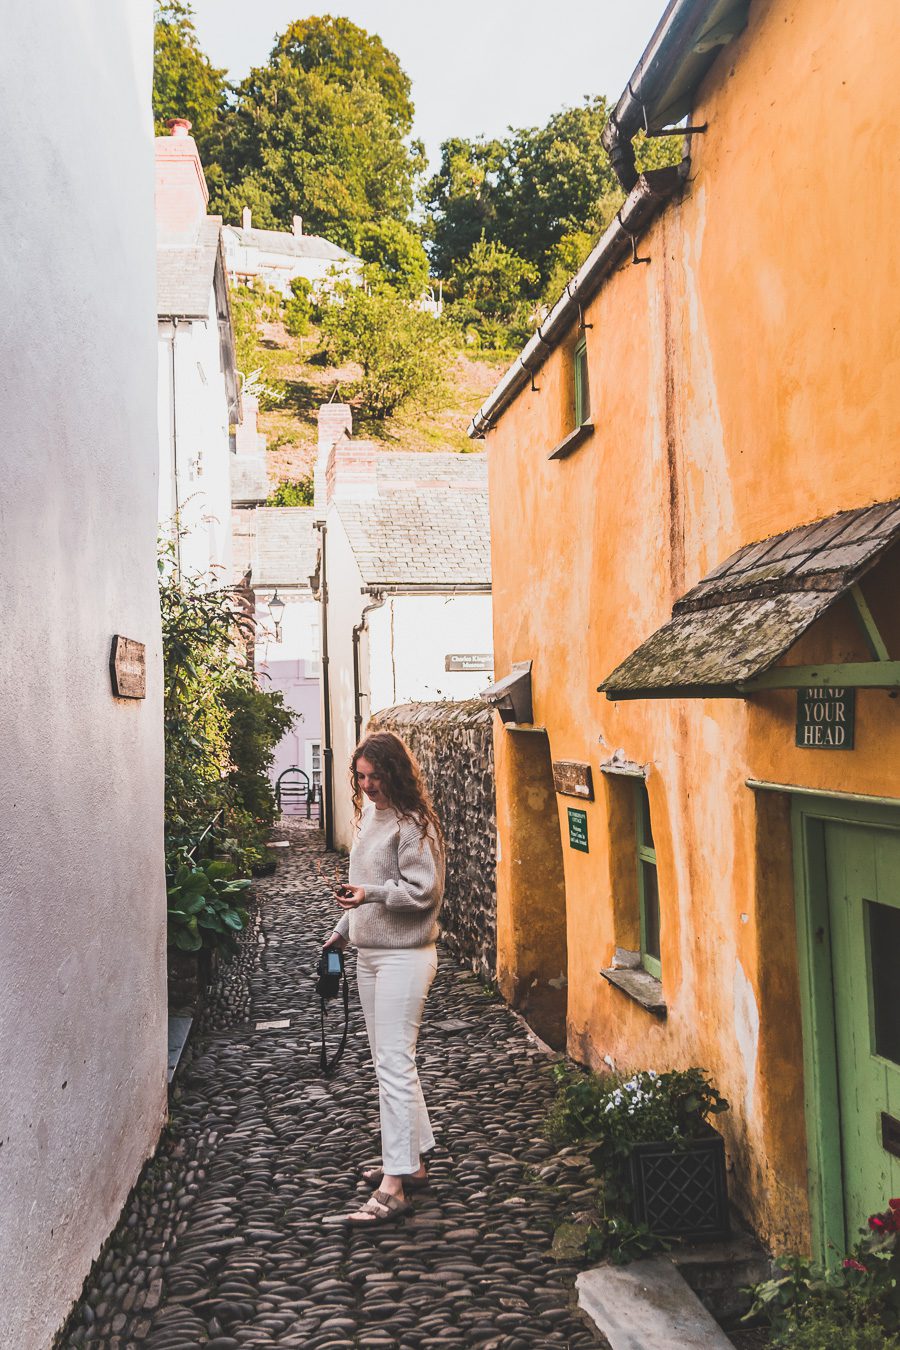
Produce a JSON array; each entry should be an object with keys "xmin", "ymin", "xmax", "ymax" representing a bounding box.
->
[{"xmin": 188, "ymin": 0, "xmax": 668, "ymax": 170}]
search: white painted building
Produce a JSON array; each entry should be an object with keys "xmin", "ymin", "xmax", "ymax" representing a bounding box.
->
[
  {"xmin": 156, "ymin": 121, "xmax": 241, "ymax": 582},
  {"xmin": 222, "ymin": 210, "xmax": 362, "ymax": 299},
  {"xmin": 313, "ymin": 407, "xmax": 493, "ymax": 850},
  {"xmin": 0, "ymin": 6, "xmax": 167, "ymax": 1347},
  {"xmin": 232, "ymin": 507, "xmax": 323, "ymax": 813}
]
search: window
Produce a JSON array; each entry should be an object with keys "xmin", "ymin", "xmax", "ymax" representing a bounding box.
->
[
  {"xmin": 308, "ymin": 741, "xmax": 322, "ymax": 789},
  {"xmin": 573, "ymin": 335, "xmax": 590, "ymax": 427},
  {"xmin": 635, "ymin": 781, "xmax": 661, "ymax": 978}
]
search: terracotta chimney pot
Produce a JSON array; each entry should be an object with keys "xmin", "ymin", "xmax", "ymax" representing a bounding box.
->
[{"xmin": 168, "ymin": 118, "xmax": 192, "ymax": 137}]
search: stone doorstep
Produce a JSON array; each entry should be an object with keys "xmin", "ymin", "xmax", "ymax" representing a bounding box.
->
[
  {"xmin": 671, "ymin": 1232, "xmax": 772, "ymax": 1325},
  {"xmin": 577, "ymin": 1256, "xmax": 736, "ymax": 1350}
]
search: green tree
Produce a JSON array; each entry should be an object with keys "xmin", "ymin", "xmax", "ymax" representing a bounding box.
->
[
  {"xmin": 451, "ymin": 234, "xmax": 539, "ymax": 323},
  {"xmin": 283, "ymin": 276, "xmax": 312, "ymax": 338},
  {"xmin": 493, "ymin": 97, "xmax": 619, "ymax": 280},
  {"xmin": 153, "ymin": 1, "xmax": 228, "ymax": 145},
  {"xmin": 422, "ymin": 136, "xmax": 506, "ymax": 280},
  {"xmin": 214, "ymin": 58, "xmax": 423, "ymax": 245},
  {"xmin": 319, "ymin": 287, "xmax": 446, "ymax": 418},
  {"xmin": 272, "ymin": 15, "xmax": 414, "ymax": 132},
  {"xmin": 355, "ymin": 219, "xmax": 430, "ymax": 298}
]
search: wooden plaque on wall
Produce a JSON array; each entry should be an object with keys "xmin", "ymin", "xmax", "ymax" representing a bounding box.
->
[
  {"xmin": 110, "ymin": 635, "xmax": 146, "ymax": 699},
  {"xmin": 552, "ymin": 760, "xmax": 594, "ymax": 801}
]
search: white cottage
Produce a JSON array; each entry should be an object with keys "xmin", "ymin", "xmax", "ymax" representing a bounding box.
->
[
  {"xmin": 222, "ymin": 210, "xmax": 362, "ymax": 298},
  {"xmin": 156, "ymin": 120, "xmax": 241, "ymax": 581},
  {"xmin": 313, "ymin": 407, "xmax": 493, "ymax": 850}
]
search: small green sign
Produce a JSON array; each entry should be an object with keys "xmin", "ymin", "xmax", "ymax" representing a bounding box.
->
[
  {"xmin": 568, "ymin": 807, "xmax": 589, "ymax": 852},
  {"xmin": 796, "ymin": 687, "xmax": 855, "ymax": 750}
]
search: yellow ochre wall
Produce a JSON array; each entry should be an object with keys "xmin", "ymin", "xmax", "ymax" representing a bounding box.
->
[{"xmin": 485, "ymin": 0, "xmax": 900, "ymax": 1251}]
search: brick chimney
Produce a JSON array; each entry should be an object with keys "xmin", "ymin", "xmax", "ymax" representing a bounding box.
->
[
  {"xmin": 242, "ymin": 206, "xmax": 252, "ymax": 230},
  {"xmin": 292, "ymin": 215, "xmax": 303, "ymax": 237},
  {"xmin": 326, "ymin": 440, "xmax": 378, "ymax": 503},
  {"xmin": 155, "ymin": 119, "xmax": 209, "ymax": 239},
  {"xmin": 315, "ymin": 402, "xmax": 353, "ymax": 507}
]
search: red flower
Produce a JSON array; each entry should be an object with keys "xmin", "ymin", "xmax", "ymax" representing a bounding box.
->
[
  {"xmin": 890, "ymin": 1199, "xmax": 900, "ymax": 1213},
  {"xmin": 843, "ymin": 1258, "xmax": 867, "ymax": 1272},
  {"xmin": 869, "ymin": 1214, "xmax": 886, "ymax": 1231}
]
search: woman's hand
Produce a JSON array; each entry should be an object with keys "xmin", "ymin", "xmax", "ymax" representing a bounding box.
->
[
  {"xmin": 323, "ymin": 932, "xmax": 348, "ymax": 952},
  {"xmin": 334, "ymin": 884, "xmax": 366, "ymax": 910}
]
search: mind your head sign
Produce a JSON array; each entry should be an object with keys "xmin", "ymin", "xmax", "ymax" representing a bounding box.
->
[{"xmin": 796, "ymin": 687, "xmax": 855, "ymax": 750}]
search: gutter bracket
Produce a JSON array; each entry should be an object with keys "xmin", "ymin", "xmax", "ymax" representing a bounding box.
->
[{"xmin": 636, "ymin": 88, "xmax": 708, "ymax": 138}]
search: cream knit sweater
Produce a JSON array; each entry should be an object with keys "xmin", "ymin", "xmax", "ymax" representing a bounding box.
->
[{"xmin": 332, "ymin": 804, "xmax": 444, "ymax": 949}]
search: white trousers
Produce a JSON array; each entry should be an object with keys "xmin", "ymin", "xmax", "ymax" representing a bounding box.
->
[{"xmin": 355, "ymin": 944, "xmax": 438, "ymax": 1176}]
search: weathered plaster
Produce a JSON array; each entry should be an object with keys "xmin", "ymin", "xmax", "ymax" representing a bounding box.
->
[{"xmin": 485, "ymin": 0, "xmax": 900, "ymax": 1250}]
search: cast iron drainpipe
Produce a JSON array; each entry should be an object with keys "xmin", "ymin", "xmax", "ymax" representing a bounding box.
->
[
  {"xmin": 168, "ymin": 317, "xmax": 183, "ymax": 578},
  {"xmin": 315, "ymin": 520, "xmax": 335, "ymax": 851},
  {"xmin": 352, "ymin": 592, "xmax": 386, "ymax": 744}
]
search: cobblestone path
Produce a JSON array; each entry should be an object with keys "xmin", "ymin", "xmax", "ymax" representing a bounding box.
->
[{"xmin": 60, "ymin": 824, "xmax": 602, "ymax": 1349}]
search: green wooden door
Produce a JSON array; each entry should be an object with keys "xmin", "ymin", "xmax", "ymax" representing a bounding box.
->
[{"xmin": 824, "ymin": 820, "xmax": 900, "ymax": 1241}]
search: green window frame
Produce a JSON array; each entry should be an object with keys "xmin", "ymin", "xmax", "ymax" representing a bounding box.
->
[
  {"xmin": 635, "ymin": 781, "xmax": 661, "ymax": 979},
  {"xmin": 573, "ymin": 335, "xmax": 590, "ymax": 428}
]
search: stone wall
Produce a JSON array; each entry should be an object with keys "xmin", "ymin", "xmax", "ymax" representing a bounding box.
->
[{"xmin": 371, "ymin": 701, "xmax": 496, "ymax": 979}]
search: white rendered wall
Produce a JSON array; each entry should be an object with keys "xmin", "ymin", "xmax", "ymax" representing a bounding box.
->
[
  {"xmin": 322, "ymin": 514, "xmax": 367, "ymax": 852},
  {"xmin": 367, "ymin": 595, "xmax": 494, "ymax": 709},
  {"xmin": 0, "ymin": 6, "xmax": 167, "ymax": 1347},
  {"xmin": 157, "ymin": 299, "xmax": 233, "ymax": 582}
]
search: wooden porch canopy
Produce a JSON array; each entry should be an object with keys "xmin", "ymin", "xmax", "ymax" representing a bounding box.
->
[{"xmin": 599, "ymin": 499, "xmax": 900, "ymax": 700}]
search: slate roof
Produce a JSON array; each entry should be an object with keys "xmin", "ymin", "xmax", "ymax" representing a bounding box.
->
[
  {"xmin": 231, "ymin": 456, "xmax": 271, "ymax": 507},
  {"xmin": 375, "ymin": 453, "xmax": 487, "ymax": 489},
  {"xmin": 600, "ymin": 498, "xmax": 900, "ymax": 698},
  {"xmin": 231, "ymin": 507, "xmax": 319, "ymax": 589},
  {"xmin": 337, "ymin": 488, "xmax": 491, "ymax": 588},
  {"xmin": 224, "ymin": 225, "xmax": 358, "ymax": 264},
  {"xmin": 157, "ymin": 219, "xmax": 221, "ymax": 318}
]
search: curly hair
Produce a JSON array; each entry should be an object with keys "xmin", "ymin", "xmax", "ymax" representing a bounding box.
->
[{"xmin": 350, "ymin": 730, "xmax": 444, "ymax": 846}]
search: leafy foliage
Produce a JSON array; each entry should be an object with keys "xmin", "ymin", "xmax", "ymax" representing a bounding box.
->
[
  {"xmin": 272, "ymin": 16, "xmax": 414, "ymax": 132},
  {"xmin": 166, "ymin": 856, "xmax": 252, "ymax": 955},
  {"xmin": 266, "ymin": 475, "xmax": 315, "ymax": 507},
  {"xmin": 355, "ymin": 219, "xmax": 430, "ymax": 299},
  {"xmin": 319, "ymin": 286, "xmax": 447, "ymax": 418},
  {"xmin": 283, "ymin": 276, "xmax": 313, "ymax": 338},
  {"xmin": 160, "ymin": 539, "xmax": 295, "ymax": 955},
  {"xmin": 152, "ymin": 1, "xmax": 229, "ymax": 145},
  {"xmin": 446, "ymin": 234, "xmax": 539, "ymax": 350},
  {"xmin": 748, "ymin": 1199, "xmax": 900, "ymax": 1346},
  {"xmin": 213, "ymin": 58, "xmax": 423, "ymax": 244}
]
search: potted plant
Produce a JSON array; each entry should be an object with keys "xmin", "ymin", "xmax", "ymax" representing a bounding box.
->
[{"xmin": 548, "ymin": 1065, "xmax": 731, "ymax": 1245}]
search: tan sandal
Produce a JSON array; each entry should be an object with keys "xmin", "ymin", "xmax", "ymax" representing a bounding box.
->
[
  {"xmin": 357, "ymin": 1164, "xmax": 429, "ymax": 1190},
  {"xmin": 343, "ymin": 1189, "xmax": 412, "ymax": 1226}
]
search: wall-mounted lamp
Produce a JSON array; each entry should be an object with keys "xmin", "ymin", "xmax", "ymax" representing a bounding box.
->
[{"xmin": 268, "ymin": 590, "xmax": 285, "ymax": 642}]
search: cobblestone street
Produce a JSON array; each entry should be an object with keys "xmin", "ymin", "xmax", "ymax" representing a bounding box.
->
[{"xmin": 59, "ymin": 824, "xmax": 603, "ymax": 1349}]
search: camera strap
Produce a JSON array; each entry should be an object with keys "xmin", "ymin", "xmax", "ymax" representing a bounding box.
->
[{"xmin": 319, "ymin": 967, "xmax": 350, "ymax": 1076}]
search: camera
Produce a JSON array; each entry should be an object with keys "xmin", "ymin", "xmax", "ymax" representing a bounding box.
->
[{"xmin": 315, "ymin": 946, "xmax": 344, "ymax": 1000}]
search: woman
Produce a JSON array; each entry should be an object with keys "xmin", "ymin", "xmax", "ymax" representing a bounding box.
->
[{"xmin": 323, "ymin": 730, "xmax": 445, "ymax": 1226}]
